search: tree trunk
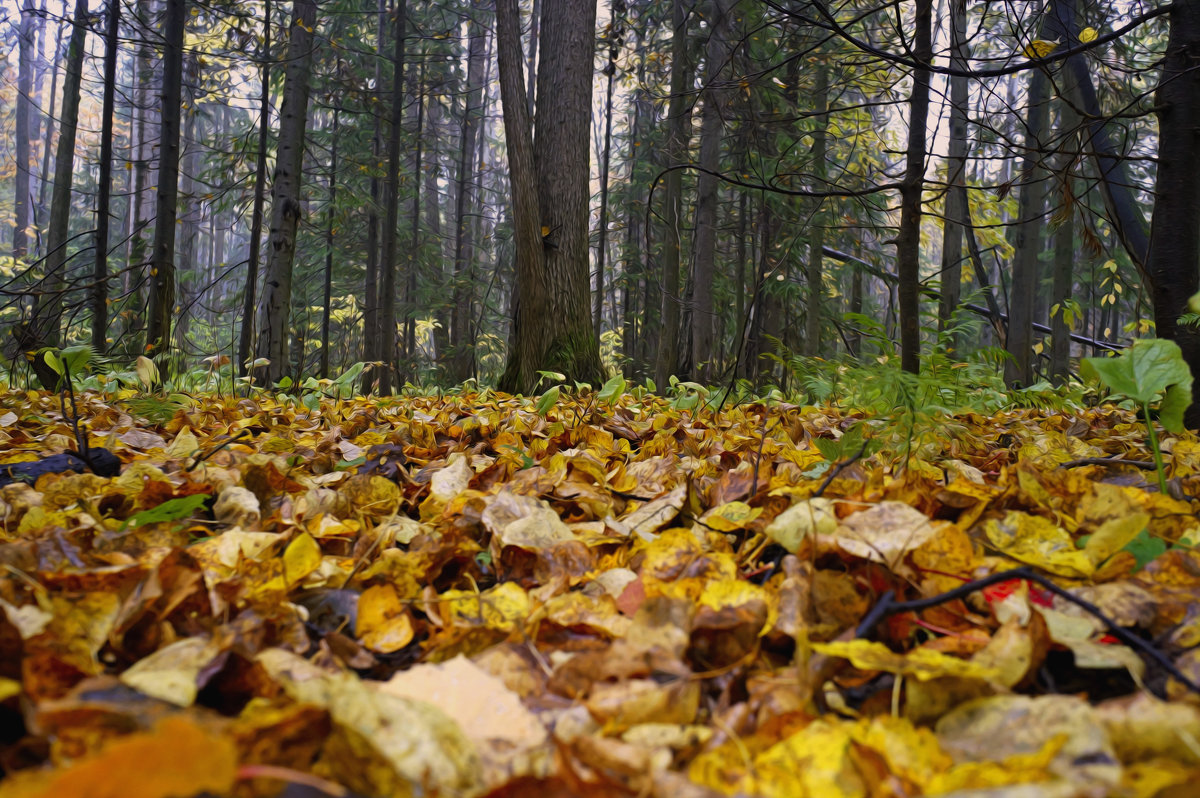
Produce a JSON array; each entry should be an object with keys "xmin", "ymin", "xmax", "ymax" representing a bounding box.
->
[
  {"xmin": 690, "ymin": 0, "xmax": 734, "ymax": 380},
  {"xmin": 1004, "ymin": 67, "xmax": 1050, "ymax": 388},
  {"xmin": 895, "ymin": 0, "xmax": 932, "ymax": 374},
  {"xmin": 13, "ymin": 0, "xmax": 36, "ymax": 263},
  {"xmin": 450, "ymin": 0, "xmax": 488, "ymax": 383},
  {"xmin": 525, "ymin": 0, "xmax": 540, "ymax": 117},
  {"xmin": 938, "ymin": 0, "xmax": 969, "ymax": 353},
  {"xmin": 1147, "ymin": 0, "xmax": 1200, "ymax": 428},
  {"xmin": 495, "ymin": 0, "xmax": 545, "ymax": 392},
  {"xmin": 1043, "ymin": 0, "xmax": 1149, "ymax": 280},
  {"xmin": 1049, "ymin": 151, "xmax": 1075, "ymax": 385},
  {"xmin": 594, "ymin": 9, "xmax": 620, "ymax": 340},
  {"xmin": 496, "ymin": 0, "xmax": 605, "ymax": 393},
  {"xmin": 125, "ymin": 0, "xmax": 155, "ymax": 349},
  {"xmin": 360, "ymin": 0, "xmax": 385, "ymax": 392},
  {"xmin": 406, "ymin": 63, "xmax": 423, "ymax": 380},
  {"xmin": 376, "ymin": 0, "xmax": 408, "ymax": 394},
  {"xmin": 803, "ymin": 62, "xmax": 829, "ymax": 358},
  {"xmin": 91, "ymin": 0, "xmax": 120, "ymax": 352},
  {"xmin": 34, "ymin": 16, "xmax": 65, "ymax": 248},
  {"xmin": 24, "ymin": 0, "xmax": 87, "ymax": 390},
  {"xmin": 144, "ymin": 0, "xmax": 185, "ymax": 359},
  {"xmin": 239, "ymin": 0, "xmax": 271, "ymax": 375},
  {"xmin": 321, "ymin": 108, "xmax": 339, "ymax": 379},
  {"xmin": 253, "ymin": 0, "xmax": 317, "ymax": 385},
  {"xmin": 654, "ymin": 0, "xmax": 691, "ymax": 388}
]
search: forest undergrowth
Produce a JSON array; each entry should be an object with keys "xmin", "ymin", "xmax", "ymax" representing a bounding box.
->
[{"xmin": 1, "ymin": 352, "xmax": 1200, "ymax": 797}]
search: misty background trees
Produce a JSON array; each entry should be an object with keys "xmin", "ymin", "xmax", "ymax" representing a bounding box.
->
[{"xmin": 0, "ymin": 0, "xmax": 1197, "ymax": 420}]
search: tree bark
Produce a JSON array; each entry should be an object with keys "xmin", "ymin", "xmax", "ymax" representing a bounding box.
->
[
  {"xmin": 376, "ymin": 0, "xmax": 408, "ymax": 394},
  {"xmin": 321, "ymin": 108, "xmax": 339, "ymax": 379},
  {"xmin": 1147, "ymin": 0, "xmax": 1200, "ymax": 428},
  {"xmin": 24, "ymin": 0, "xmax": 87, "ymax": 390},
  {"xmin": 938, "ymin": 0, "xmax": 970, "ymax": 353},
  {"xmin": 360, "ymin": 0, "xmax": 385, "ymax": 391},
  {"xmin": 13, "ymin": 0, "xmax": 36, "ymax": 264},
  {"xmin": 495, "ymin": 0, "xmax": 545, "ymax": 392},
  {"xmin": 497, "ymin": 0, "xmax": 605, "ymax": 393},
  {"xmin": 1049, "ymin": 145, "xmax": 1076, "ymax": 385},
  {"xmin": 144, "ymin": 0, "xmax": 185, "ymax": 359},
  {"xmin": 654, "ymin": 0, "xmax": 691, "ymax": 388},
  {"xmin": 34, "ymin": 16, "xmax": 65, "ymax": 248},
  {"xmin": 803, "ymin": 62, "xmax": 829, "ymax": 358},
  {"xmin": 1004, "ymin": 67, "xmax": 1050, "ymax": 388},
  {"xmin": 253, "ymin": 0, "xmax": 317, "ymax": 384},
  {"xmin": 895, "ymin": 0, "xmax": 931, "ymax": 374},
  {"xmin": 594, "ymin": 7, "xmax": 620, "ymax": 340},
  {"xmin": 90, "ymin": 0, "xmax": 120, "ymax": 352},
  {"xmin": 690, "ymin": 0, "xmax": 734, "ymax": 380},
  {"xmin": 450, "ymin": 0, "xmax": 488, "ymax": 383},
  {"xmin": 239, "ymin": 0, "xmax": 271, "ymax": 375}
]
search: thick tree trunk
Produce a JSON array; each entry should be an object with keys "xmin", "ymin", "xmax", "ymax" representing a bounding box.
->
[
  {"xmin": 654, "ymin": 0, "xmax": 691, "ymax": 388},
  {"xmin": 239, "ymin": 0, "xmax": 271, "ymax": 375},
  {"xmin": 144, "ymin": 0, "xmax": 185, "ymax": 359},
  {"xmin": 895, "ymin": 0, "xmax": 932, "ymax": 374},
  {"xmin": 450, "ymin": 1, "xmax": 488, "ymax": 383},
  {"xmin": 253, "ymin": 0, "xmax": 316, "ymax": 384},
  {"xmin": 24, "ymin": 0, "xmax": 87, "ymax": 390},
  {"xmin": 1148, "ymin": 0, "xmax": 1200, "ymax": 429},
  {"xmin": 495, "ymin": 0, "xmax": 545, "ymax": 392},
  {"xmin": 690, "ymin": 0, "xmax": 734, "ymax": 381},
  {"xmin": 376, "ymin": 0, "xmax": 408, "ymax": 394},
  {"xmin": 497, "ymin": 0, "xmax": 605, "ymax": 393},
  {"xmin": 1004, "ymin": 68, "xmax": 1050, "ymax": 388}
]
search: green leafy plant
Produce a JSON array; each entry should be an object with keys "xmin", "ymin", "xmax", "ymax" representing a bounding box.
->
[
  {"xmin": 120, "ymin": 494, "xmax": 211, "ymax": 532},
  {"xmin": 1082, "ymin": 338, "xmax": 1193, "ymax": 493}
]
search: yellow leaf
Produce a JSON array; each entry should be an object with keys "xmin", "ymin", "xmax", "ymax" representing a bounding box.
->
[
  {"xmin": 983, "ymin": 510, "xmax": 1095, "ymax": 578},
  {"xmin": 699, "ymin": 500, "xmax": 761, "ymax": 531},
  {"xmin": 1021, "ymin": 38, "xmax": 1060, "ymax": 58},
  {"xmin": 813, "ymin": 639, "xmax": 1005, "ymax": 682},
  {"xmin": 1079, "ymin": 26, "xmax": 1098, "ymax": 43},
  {"xmin": 283, "ymin": 531, "xmax": 322, "ymax": 585},
  {"xmin": 358, "ymin": 584, "xmax": 415, "ymax": 653}
]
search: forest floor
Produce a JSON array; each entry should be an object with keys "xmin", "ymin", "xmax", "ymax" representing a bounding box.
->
[{"xmin": 1, "ymin": 387, "xmax": 1200, "ymax": 797}]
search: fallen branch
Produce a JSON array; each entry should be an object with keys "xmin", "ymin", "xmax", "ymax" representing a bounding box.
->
[{"xmin": 855, "ymin": 565, "xmax": 1200, "ymax": 698}]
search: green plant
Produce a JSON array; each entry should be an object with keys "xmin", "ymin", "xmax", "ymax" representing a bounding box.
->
[{"xmin": 1082, "ymin": 338, "xmax": 1194, "ymax": 493}]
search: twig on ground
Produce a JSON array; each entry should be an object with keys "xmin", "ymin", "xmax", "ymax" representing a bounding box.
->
[{"xmin": 855, "ymin": 565, "xmax": 1200, "ymax": 699}]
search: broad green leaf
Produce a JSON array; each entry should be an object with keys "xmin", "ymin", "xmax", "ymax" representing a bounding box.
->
[
  {"xmin": 58, "ymin": 345, "xmax": 92, "ymax": 375},
  {"xmin": 1160, "ymin": 383, "xmax": 1192, "ymax": 434},
  {"xmin": 1123, "ymin": 528, "xmax": 1168, "ymax": 571},
  {"xmin": 44, "ymin": 350, "xmax": 63, "ymax": 377},
  {"xmin": 1081, "ymin": 338, "xmax": 1192, "ymax": 408},
  {"xmin": 123, "ymin": 494, "xmax": 210, "ymax": 530},
  {"xmin": 535, "ymin": 385, "xmax": 560, "ymax": 416},
  {"xmin": 597, "ymin": 374, "xmax": 627, "ymax": 404}
]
